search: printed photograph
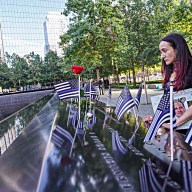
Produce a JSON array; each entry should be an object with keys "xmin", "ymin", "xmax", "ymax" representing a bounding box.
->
[{"xmin": 151, "ymin": 88, "xmax": 192, "ymax": 130}]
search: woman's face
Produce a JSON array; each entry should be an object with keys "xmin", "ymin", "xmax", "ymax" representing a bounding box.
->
[{"xmin": 159, "ymin": 41, "xmax": 177, "ymax": 65}]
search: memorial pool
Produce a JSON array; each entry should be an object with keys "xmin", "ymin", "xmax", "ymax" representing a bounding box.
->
[
  {"xmin": 0, "ymin": 95, "xmax": 191, "ymax": 192},
  {"xmin": 38, "ymin": 99, "xmax": 192, "ymax": 192}
]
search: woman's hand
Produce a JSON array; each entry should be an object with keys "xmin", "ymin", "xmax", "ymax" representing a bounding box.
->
[{"xmin": 161, "ymin": 123, "xmax": 170, "ymax": 129}]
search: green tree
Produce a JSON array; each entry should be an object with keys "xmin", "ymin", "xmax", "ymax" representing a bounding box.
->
[
  {"xmin": 43, "ymin": 51, "xmax": 62, "ymax": 86},
  {"xmin": 28, "ymin": 52, "xmax": 42, "ymax": 86},
  {"xmin": 61, "ymin": 0, "xmax": 123, "ymax": 79},
  {"xmin": 4, "ymin": 53, "xmax": 29, "ymax": 88},
  {"xmin": 118, "ymin": 0, "xmax": 165, "ymax": 85},
  {"xmin": 0, "ymin": 60, "xmax": 10, "ymax": 88}
]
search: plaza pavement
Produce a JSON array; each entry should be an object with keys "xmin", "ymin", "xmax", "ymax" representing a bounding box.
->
[{"xmin": 99, "ymin": 87, "xmax": 164, "ymax": 118}]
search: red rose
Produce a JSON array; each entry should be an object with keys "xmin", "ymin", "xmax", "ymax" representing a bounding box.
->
[{"xmin": 72, "ymin": 66, "xmax": 84, "ymax": 74}]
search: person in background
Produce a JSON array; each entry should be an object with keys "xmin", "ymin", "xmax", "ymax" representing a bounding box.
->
[
  {"xmin": 104, "ymin": 78, "xmax": 109, "ymax": 89},
  {"xmin": 98, "ymin": 79, "xmax": 104, "ymax": 95},
  {"xmin": 159, "ymin": 33, "xmax": 192, "ymax": 128},
  {"xmin": 93, "ymin": 80, "xmax": 99, "ymax": 94}
]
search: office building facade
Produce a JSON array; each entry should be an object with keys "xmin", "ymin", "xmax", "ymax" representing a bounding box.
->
[
  {"xmin": 43, "ymin": 12, "xmax": 67, "ymax": 57},
  {"xmin": 0, "ymin": 23, "xmax": 4, "ymax": 61}
]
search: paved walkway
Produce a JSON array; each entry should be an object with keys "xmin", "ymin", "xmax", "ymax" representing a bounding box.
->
[{"xmin": 99, "ymin": 88, "xmax": 164, "ymax": 118}]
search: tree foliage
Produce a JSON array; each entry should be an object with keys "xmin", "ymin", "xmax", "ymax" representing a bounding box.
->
[{"xmin": 0, "ymin": 0, "xmax": 191, "ymax": 89}]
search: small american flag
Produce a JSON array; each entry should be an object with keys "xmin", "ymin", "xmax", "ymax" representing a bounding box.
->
[
  {"xmin": 135, "ymin": 83, "xmax": 143, "ymax": 109},
  {"xmin": 51, "ymin": 125, "xmax": 73, "ymax": 148},
  {"xmin": 67, "ymin": 107, "xmax": 78, "ymax": 127},
  {"xmin": 72, "ymin": 114, "xmax": 84, "ymax": 135},
  {"xmin": 54, "ymin": 78, "xmax": 79, "ymax": 100},
  {"xmin": 112, "ymin": 131, "xmax": 127, "ymax": 155},
  {"xmin": 181, "ymin": 160, "xmax": 192, "ymax": 192},
  {"xmin": 139, "ymin": 159, "xmax": 162, "ymax": 191},
  {"xmin": 115, "ymin": 85, "xmax": 135, "ymax": 120},
  {"xmin": 144, "ymin": 89, "xmax": 177, "ymax": 142},
  {"xmin": 76, "ymin": 120, "xmax": 84, "ymax": 135},
  {"xmin": 184, "ymin": 124, "xmax": 192, "ymax": 147},
  {"xmin": 84, "ymin": 81, "xmax": 98, "ymax": 101}
]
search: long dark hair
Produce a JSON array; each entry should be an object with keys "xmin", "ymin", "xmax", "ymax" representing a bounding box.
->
[{"xmin": 160, "ymin": 33, "xmax": 192, "ymax": 91}]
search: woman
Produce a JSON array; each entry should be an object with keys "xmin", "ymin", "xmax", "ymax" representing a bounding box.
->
[
  {"xmin": 160, "ymin": 33, "xmax": 192, "ymax": 128},
  {"xmin": 145, "ymin": 33, "xmax": 192, "ymax": 129},
  {"xmin": 160, "ymin": 33, "xmax": 192, "ymax": 91}
]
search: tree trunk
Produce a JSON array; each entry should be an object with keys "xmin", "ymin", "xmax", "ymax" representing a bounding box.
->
[
  {"xmin": 131, "ymin": 58, "xmax": 136, "ymax": 86},
  {"xmin": 141, "ymin": 63, "xmax": 148, "ymax": 105},
  {"xmin": 96, "ymin": 68, "xmax": 100, "ymax": 81},
  {"xmin": 116, "ymin": 64, "xmax": 119, "ymax": 86},
  {"xmin": 132, "ymin": 68, "xmax": 136, "ymax": 86},
  {"xmin": 111, "ymin": 58, "xmax": 115, "ymax": 85},
  {"xmin": 126, "ymin": 71, "xmax": 129, "ymax": 84},
  {"xmin": 128, "ymin": 70, "xmax": 131, "ymax": 83}
]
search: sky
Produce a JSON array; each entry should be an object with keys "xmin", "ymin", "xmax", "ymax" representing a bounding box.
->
[{"xmin": 0, "ymin": 0, "xmax": 67, "ymax": 58}]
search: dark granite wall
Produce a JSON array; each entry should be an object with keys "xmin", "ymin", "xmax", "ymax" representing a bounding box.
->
[
  {"xmin": 0, "ymin": 89, "xmax": 53, "ymax": 121},
  {"xmin": 0, "ymin": 94, "xmax": 59, "ymax": 192}
]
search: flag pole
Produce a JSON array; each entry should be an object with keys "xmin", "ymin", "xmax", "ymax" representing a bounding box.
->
[
  {"xmin": 89, "ymin": 79, "xmax": 92, "ymax": 110},
  {"xmin": 107, "ymin": 85, "xmax": 109, "ymax": 107},
  {"xmin": 85, "ymin": 91, "xmax": 88, "ymax": 111},
  {"xmin": 69, "ymin": 75, "xmax": 81, "ymax": 157},
  {"xmin": 128, "ymin": 123, "xmax": 139, "ymax": 145},
  {"xmin": 162, "ymin": 161, "xmax": 173, "ymax": 191},
  {"xmin": 67, "ymin": 99, "xmax": 72, "ymax": 126},
  {"xmin": 170, "ymin": 82, "xmax": 174, "ymax": 161},
  {"xmin": 69, "ymin": 130, "xmax": 77, "ymax": 157},
  {"xmin": 78, "ymin": 75, "xmax": 81, "ymax": 120}
]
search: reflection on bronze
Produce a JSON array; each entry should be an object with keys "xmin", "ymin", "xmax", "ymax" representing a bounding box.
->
[{"xmin": 155, "ymin": 131, "xmax": 192, "ymax": 161}]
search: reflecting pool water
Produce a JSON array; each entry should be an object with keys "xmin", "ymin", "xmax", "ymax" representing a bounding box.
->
[
  {"xmin": 0, "ymin": 94, "xmax": 53, "ymax": 155},
  {"xmin": 38, "ymin": 100, "xmax": 192, "ymax": 192}
]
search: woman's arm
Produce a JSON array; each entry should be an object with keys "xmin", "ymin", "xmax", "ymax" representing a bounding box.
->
[{"xmin": 176, "ymin": 105, "xmax": 192, "ymax": 127}]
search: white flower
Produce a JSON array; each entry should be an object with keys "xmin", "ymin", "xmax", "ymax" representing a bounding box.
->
[{"xmin": 86, "ymin": 112, "xmax": 93, "ymax": 118}]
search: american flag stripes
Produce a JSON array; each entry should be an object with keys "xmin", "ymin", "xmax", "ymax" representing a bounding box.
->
[
  {"xmin": 76, "ymin": 121, "xmax": 84, "ymax": 135},
  {"xmin": 139, "ymin": 160, "xmax": 180, "ymax": 191},
  {"xmin": 112, "ymin": 131, "xmax": 127, "ymax": 155},
  {"xmin": 139, "ymin": 160, "xmax": 162, "ymax": 192},
  {"xmin": 72, "ymin": 114, "xmax": 84, "ymax": 135},
  {"xmin": 184, "ymin": 124, "xmax": 192, "ymax": 147},
  {"xmin": 115, "ymin": 85, "xmax": 135, "ymax": 121},
  {"xmin": 135, "ymin": 83, "xmax": 142, "ymax": 109},
  {"xmin": 67, "ymin": 107, "xmax": 78, "ymax": 127},
  {"xmin": 144, "ymin": 89, "xmax": 177, "ymax": 142},
  {"xmin": 54, "ymin": 78, "xmax": 79, "ymax": 100},
  {"xmin": 84, "ymin": 81, "xmax": 98, "ymax": 101},
  {"xmin": 181, "ymin": 160, "xmax": 192, "ymax": 192},
  {"xmin": 51, "ymin": 125, "xmax": 73, "ymax": 148}
]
